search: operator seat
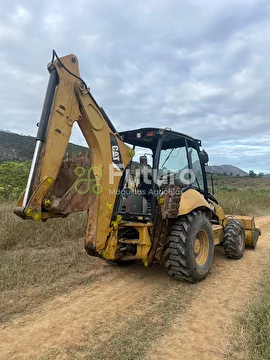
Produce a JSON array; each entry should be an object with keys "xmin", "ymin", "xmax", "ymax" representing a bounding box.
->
[{"xmin": 138, "ymin": 174, "xmax": 159, "ymax": 201}]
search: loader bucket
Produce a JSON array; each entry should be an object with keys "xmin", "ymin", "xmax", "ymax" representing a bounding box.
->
[{"xmin": 233, "ymin": 215, "xmax": 261, "ymax": 249}]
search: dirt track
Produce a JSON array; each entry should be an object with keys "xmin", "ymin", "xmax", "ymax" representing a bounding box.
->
[{"xmin": 1, "ymin": 216, "xmax": 270, "ymax": 360}]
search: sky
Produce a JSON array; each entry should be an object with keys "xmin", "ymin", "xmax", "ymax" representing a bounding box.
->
[{"xmin": 0, "ymin": 0, "xmax": 270, "ymax": 173}]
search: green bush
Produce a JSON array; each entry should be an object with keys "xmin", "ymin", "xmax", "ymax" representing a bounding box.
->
[{"xmin": 0, "ymin": 161, "xmax": 31, "ymax": 199}]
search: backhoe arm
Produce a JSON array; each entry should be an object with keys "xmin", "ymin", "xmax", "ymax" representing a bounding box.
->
[{"xmin": 14, "ymin": 52, "xmax": 133, "ymax": 255}]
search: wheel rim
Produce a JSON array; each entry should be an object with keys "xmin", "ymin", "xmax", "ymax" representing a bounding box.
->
[
  {"xmin": 237, "ymin": 232, "xmax": 244, "ymax": 251},
  {"xmin": 194, "ymin": 229, "xmax": 209, "ymax": 266}
]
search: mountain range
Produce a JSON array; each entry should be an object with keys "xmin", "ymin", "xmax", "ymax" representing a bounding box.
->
[
  {"xmin": 0, "ymin": 130, "xmax": 263, "ymax": 177},
  {"xmin": 205, "ymin": 164, "xmax": 248, "ymax": 176}
]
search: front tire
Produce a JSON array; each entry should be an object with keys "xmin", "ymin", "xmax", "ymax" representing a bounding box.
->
[
  {"xmin": 223, "ymin": 219, "xmax": 245, "ymax": 259},
  {"xmin": 164, "ymin": 211, "xmax": 214, "ymax": 283}
]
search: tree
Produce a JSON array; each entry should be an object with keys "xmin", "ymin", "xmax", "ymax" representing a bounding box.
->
[
  {"xmin": 249, "ymin": 170, "xmax": 257, "ymax": 178},
  {"xmin": 0, "ymin": 161, "xmax": 31, "ymax": 199},
  {"xmin": 258, "ymin": 172, "xmax": 264, "ymax": 178}
]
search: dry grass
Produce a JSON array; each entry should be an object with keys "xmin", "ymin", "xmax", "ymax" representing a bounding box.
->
[
  {"xmin": 0, "ymin": 201, "xmax": 87, "ymax": 250},
  {"xmin": 213, "ymin": 176, "xmax": 270, "ymax": 360},
  {"xmin": 215, "ymin": 188, "xmax": 270, "ymax": 216},
  {"xmin": 0, "ymin": 178, "xmax": 269, "ymax": 358},
  {"xmin": 0, "ymin": 201, "xmax": 102, "ymax": 323},
  {"xmin": 226, "ymin": 274, "xmax": 270, "ymax": 360},
  {"xmin": 214, "ymin": 176, "xmax": 270, "ymax": 190}
]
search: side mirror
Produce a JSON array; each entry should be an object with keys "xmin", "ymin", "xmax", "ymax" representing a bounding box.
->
[{"xmin": 199, "ymin": 150, "xmax": 209, "ymax": 164}]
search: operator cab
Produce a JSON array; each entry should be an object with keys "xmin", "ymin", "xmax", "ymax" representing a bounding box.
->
[{"xmin": 117, "ymin": 128, "xmax": 209, "ymax": 222}]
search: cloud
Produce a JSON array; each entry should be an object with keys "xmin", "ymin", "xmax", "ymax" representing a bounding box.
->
[{"xmin": 0, "ymin": 0, "xmax": 269, "ymax": 172}]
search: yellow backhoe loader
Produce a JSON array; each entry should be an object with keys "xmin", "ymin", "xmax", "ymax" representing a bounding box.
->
[{"xmin": 14, "ymin": 51, "xmax": 261, "ymax": 282}]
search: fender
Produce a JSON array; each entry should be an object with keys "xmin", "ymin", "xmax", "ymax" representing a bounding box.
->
[{"xmin": 178, "ymin": 189, "xmax": 211, "ymax": 216}]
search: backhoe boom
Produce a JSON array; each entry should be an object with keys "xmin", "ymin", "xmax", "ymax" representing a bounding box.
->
[{"xmin": 14, "ymin": 53, "xmax": 133, "ymax": 256}]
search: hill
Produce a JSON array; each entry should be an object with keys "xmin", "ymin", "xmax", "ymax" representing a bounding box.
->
[
  {"xmin": 0, "ymin": 130, "xmax": 88, "ymax": 162},
  {"xmin": 206, "ymin": 164, "xmax": 248, "ymax": 176},
  {"xmin": 0, "ymin": 131, "xmax": 252, "ymax": 177}
]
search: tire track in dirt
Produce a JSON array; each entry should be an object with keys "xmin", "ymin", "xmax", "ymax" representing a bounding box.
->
[
  {"xmin": 0, "ymin": 269, "xmax": 158, "ymax": 359},
  {"xmin": 0, "ymin": 217, "xmax": 269, "ymax": 360},
  {"xmin": 148, "ymin": 216, "xmax": 270, "ymax": 360},
  {"xmin": 0, "ymin": 259, "xmax": 193, "ymax": 360}
]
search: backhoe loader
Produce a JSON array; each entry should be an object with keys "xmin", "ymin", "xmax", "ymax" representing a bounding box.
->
[{"xmin": 14, "ymin": 51, "xmax": 261, "ymax": 282}]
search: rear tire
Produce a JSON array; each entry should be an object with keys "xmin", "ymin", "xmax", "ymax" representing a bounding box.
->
[
  {"xmin": 164, "ymin": 211, "xmax": 214, "ymax": 283},
  {"xmin": 223, "ymin": 219, "xmax": 245, "ymax": 259}
]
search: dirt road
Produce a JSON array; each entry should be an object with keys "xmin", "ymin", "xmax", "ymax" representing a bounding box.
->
[{"xmin": 1, "ymin": 216, "xmax": 269, "ymax": 360}]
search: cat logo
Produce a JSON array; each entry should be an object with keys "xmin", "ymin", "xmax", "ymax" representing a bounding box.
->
[
  {"xmin": 110, "ymin": 133, "xmax": 123, "ymax": 170},
  {"xmin": 112, "ymin": 145, "xmax": 120, "ymax": 161}
]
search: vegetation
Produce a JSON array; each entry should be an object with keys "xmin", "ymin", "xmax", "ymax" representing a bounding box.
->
[
  {"xmin": 0, "ymin": 202, "xmax": 99, "ymax": 323},
  {"xmin": 228, "ymin": 274, "xmax": 270, "ymax": 360},
  {"xmin": 0, "ymin": 171, "xmax": 269, "ymax": 357},
  {"xmin": 241, "ymin": 276, "xmax": 270, "ymax": 360},
  {"xmin": 0, "ymin": 161, "xmax": 31, "ymax": 199},
  {"xmin": 215, "ymin": 188, "xmax": 270, "ymax": 216},
  {"xmin": 0, "ymin": 130, "xmax": 88, "ymax": 162},
  {"xmin": 210, "ymin": 177, "xmax": 270, "ymax": 360}
]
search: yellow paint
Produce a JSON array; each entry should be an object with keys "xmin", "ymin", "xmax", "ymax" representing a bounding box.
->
[
  {"xmin": 46, "ymin": 177, "xmax": 53, "ymax": 184},
  {"xmin": 210, "ymin": 201, "xmax": 226, "ymax": 225},
  {"xmin": 179, "ymin": 189, "xmax": 211, "ymax": 216},
  {"xmin": 111, "ymin": 215, "xmax": 122, "ymax": 230},
  {"xmin": 104, "ymin": 222, "xmax": 152, "ymax": 261},
  {"xmin": 194, "ymin": 239, "xmax": 201, "ymax": 254},
  {"xmin": 25, "ymin": 208, "xmax": 33, "ymax": 216},
  {"xmin": 194, "ymin": 229, "xmax": 209, "ymax": 266},
  {"xmin": 212, "ymin": 224, "xmax": 223, "ymax": 245},
  {"xmin": 129, "ymin": 149, "xmax": 135, "ymax": 157},
  {"xmin": 86, "ymin": 104, "xmax": 104, "ymax": 131},
  {"xmin": 32, "ymin": 213, "xmax": 41, "ymax": 221},
  {"xmin": 43, "ymin": 199, "xmax": 51, "ymax": 208},
  {"xmin": 232, "ymin": 215, "xmax": 258, "ymax": 247}
]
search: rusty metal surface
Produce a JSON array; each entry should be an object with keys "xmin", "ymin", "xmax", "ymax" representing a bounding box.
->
[
  {"xmin": 49, "ymin": 152, "xmax": 96, "ymax": 214},
  {"xmin": 160, "ymin": 185, "xmax": 181, "ymax": 219},
  {"xmin": 154, "ymin": 223, "xmax": 169, "ymax": 262},
  {"xmin": 148, "ymin": 205, "xmax": 169, "ymax": 264}
]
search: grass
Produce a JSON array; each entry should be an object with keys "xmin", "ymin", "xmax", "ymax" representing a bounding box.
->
[
  {"xmin": 227, "ymin": 274, "xmax": 270, "ymax": 360},
  {"xmin": 241, "ymin": 276, "xmax": 270, "ymax": 360},
  {"xmin": 0, "ymin": 201, "xmax": 87, "ymax": 250},
  {"xmin": 0, "ymin": 201, "xmax": 103, "ymax": 323},
  {"xmin": 0, "ymin": 176, "xmax": 270, "ymax": 358},
  {"xmin": 215, "ymin": 188, "xmax": 270, "ymax": 216},
  {"xmin": 212, "ymin": 177, "xmax": 270, "ymax": 360},
  {"xmin": 213, "ymin": 176, "xmax": 270, "ymax": 190}
]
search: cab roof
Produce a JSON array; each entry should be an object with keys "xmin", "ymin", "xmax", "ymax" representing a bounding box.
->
[{"xmin": 118, "ymin": 127, "xmax": 201, "ymax": 151}]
